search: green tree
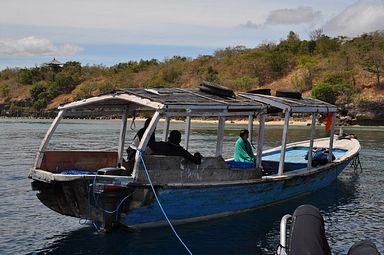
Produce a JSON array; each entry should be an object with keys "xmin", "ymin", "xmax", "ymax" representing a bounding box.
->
[
  {"xmin": 30, "ymin": 81, "xmax": 52, "ymax": 110},
  {"xmin": 337, "ymin": 48, "xmax": 359, "ymax": 88},
  {"xmin": 1, "ymin": 84, "xmax": 10, "ymax": 97},
  {"xmin": 315, "ymin": 35, "xmax": 340, "ymax": 56},
  {"xmin": 30, "ymin": 82, "xmax": 47, "ymax": 102},
  {"xmin": 54, "ymin": 72, "xmax": 76, "ymax": 93},
  {"xmin": 298, "ymin": 55, "xmax": 319, "ymax": 90},
  {"xmin": 75, "ymin": 81, "xmax": 95, "ymax": 100},
  {"xmin": 98, "ymin": 82, "xmax": 115, "ymax": 94},
  {"xmin": 362, "ymin": 49, "xmax": 384, "ymax": 87},
  {"xmin": 234, "ymin": 76, "xmax": 259, "ymax": 91},
  {"xmin": 63, "ymin": 61, "xmax": 82, "ymax": 74},
  {"xmin": 309, "ymin": 28, "xmax": 324, "ymax": 41},
  {"xmin": 278, "ymin": 31, "xmax": 301, "ymax": 54},
  {"xmin": 32, "ymin": 97, "xmax": 49, "ymax": 110},
  {"xmin": 291, "ymin": 74, "xmax": 306, "ymax": 92},
  {"xmin": 16, "ymin": 67, "xmax": 45, "ymax": 84},
  {"xmin": 17, "ymin": 69, "xmax": 33, "ymax": 84},
  {"xmin": 311, "ymin": 82, "xmax": 337, "ymax": 104},
  {"xmin": 198, "ymin": 66, "xmax": 218, "ymax": 82},
  {"xmin": 312, "ymin": 73, "xmax": 354, "ymax": 104},
  {"xmin": 269, "ymin": 50, "xmax": 291, "ymax": 77}
]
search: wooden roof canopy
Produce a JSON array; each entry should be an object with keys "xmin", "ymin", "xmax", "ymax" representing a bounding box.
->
[
  {"xmin": 58, "ymin": 82, "xmax": 336, "ymax": 116},
  {"xmin": 58, "ymin": 87, "xmax": 266, "ymax": 115},
  {"xmin": 240, "ymin": 92, "xmax": 337, "ymax": 113}
]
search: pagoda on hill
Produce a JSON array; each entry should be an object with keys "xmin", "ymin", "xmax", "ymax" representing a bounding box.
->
[{"xmin": 44, "ymin": 57, "xmax": 63, "ymax": 71}]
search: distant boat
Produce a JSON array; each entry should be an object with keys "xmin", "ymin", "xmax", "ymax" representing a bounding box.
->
[{"xmin": 29, "ymin": 83, "xmax": 361, "ymax": 231}]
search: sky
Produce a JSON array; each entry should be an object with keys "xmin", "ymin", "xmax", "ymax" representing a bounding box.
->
[{"xmin": 1, "ymin": 0, "xmax": 384, "ymax": 70}]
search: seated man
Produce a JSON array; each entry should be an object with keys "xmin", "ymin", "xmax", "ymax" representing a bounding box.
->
[
  {"xmin": 234, "ymin": 129, "xmax": 256, "ymax": 163},
  {"xmin": 152, "ymin": 130, "xmax": 202, "ymax": 164},
  {"xmin": 123, "ymin": 118, "xmax": 156, "ymax": 172},
  {"xmin": 128, "ymin": 118, "xmax": 156, "ymax": 157}
]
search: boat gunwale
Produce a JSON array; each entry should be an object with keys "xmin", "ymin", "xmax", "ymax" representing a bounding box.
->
[{"xmin": 29, "ymin": 137, "xmax": 359, "ymax": 186}]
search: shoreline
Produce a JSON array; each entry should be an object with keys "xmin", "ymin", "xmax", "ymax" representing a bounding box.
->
[
  {"xmin": 1, "ymin": 108, "xmax": 383, "ymax": 126},
  {"xmin": 2, "ymin": 116, "xmax": 383, "ymax": 127}
]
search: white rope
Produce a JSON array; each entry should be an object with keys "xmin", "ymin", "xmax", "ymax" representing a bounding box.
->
[{"xmin": 139, "ymin": 150, "xmax": 193, "ymax": 255}]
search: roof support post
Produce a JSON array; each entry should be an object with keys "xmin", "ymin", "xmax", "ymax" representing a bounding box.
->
[
  {"xmin": 307, "ymin": 113, "xmax": 317, "ymax": 170},
  {"xmin": 117, "ymin": 107, "xmax": 128, "ymax": 167},
  {"xmin": 162, "ymin": 116, "xmax": 170, "ymax": 141},
  {"xmin": 33, "ymin": 110, "xmax": 65, "ymax": 169},
  {"xmin": 133, "ymin": 111, "xmax": 161, "ymax": 180},
  {"xmin": 256, "ymin": 113, "xmax": 265, "ymax": 168},
  {"xmin": 215, "ymin": 116, "xmax": 225, "ymax": 157},
  {"xmin": 184, "ymin": 115, "xmax": 191, "ymax": 150},
  {"xmin": 248, "ymin": 113, "xmax": 254, "ymax": 144},
  {"xmin": 278, "ymin": 110, "xmax": 290, "ymax": 175},
  {"xmin": 328, "ymin": 112, "xmax": 336, "ymax": 162}
]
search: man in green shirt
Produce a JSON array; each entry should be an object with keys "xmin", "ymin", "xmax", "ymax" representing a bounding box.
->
[{"xmin": 234, "ymin": 129, "xmax": 256, "ymax": 163}]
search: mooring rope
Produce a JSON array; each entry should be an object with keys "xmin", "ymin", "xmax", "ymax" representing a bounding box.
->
[
  {"xmin": 351, "ymin": 154, "xmax": 363, "ymax": 173},
  {"xmin": 130, "ymin": 110, "xmax": 137, "ymax": 130},
  {"xmin": 79, "ymin": 181, "xmax": 102, "ymax": 232},
  {"xmin": 91, "ymin": 175, "xmax": 136, "ymax": 215},
  {"xmin": 139, "ymin": 150, "xmax": 193, "ymax": 255}
]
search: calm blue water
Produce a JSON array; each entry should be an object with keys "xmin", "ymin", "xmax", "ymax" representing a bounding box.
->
[{"xmin": 0, "ymin": 118, "xmax": 383, "ymax": 255}]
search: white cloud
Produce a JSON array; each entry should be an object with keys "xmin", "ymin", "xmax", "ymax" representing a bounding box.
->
[
  {"xmin": 266, "ymin": 6, "xmax": 321, "ymax": 25},
  {"xmin": 323, "ymin": 0, "xmax": 384, "ymax": 37},
  {"xmin": 240, "ymin": 21, "xmax": 261, "ymax": 29},
  {"xmin": 0, "ymin": 36, "xmax": 83, "ymax": 56},
  {"xmin": 241, "ymin": 6, "xmax": 321, "ymax": 29}
]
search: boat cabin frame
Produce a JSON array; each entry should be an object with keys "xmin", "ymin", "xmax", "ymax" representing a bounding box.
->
[
  {"xmin": 33, "ymin": 88, "xmax": 269, "ymax": 181},
  {"xmin": 32, "ymin": 88, "xmax": 339, "ymax": 183},
  {"xmin": 240, "ymin": 92, "xmax": 337, "ymax": 174}
]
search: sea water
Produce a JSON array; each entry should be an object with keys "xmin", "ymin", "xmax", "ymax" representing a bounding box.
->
[{"xmin": 0, "ymin": 118, "xmax": 383, "ymax": 254}]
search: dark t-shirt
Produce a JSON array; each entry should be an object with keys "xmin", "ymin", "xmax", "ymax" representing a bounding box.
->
[
  {"xmin": 152, "ymin": 141, "xmax": 202, "ymax": 164},
  {"xmin": 136, "ymin": 128, "xmax": 156, "ymax": 149}
]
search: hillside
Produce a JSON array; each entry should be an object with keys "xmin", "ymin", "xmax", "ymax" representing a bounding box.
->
[{"xmin": 1, "ymin": 31, "xmax": 384, "ymax": 124}]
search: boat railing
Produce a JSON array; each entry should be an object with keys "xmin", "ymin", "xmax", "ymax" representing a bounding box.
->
[
  {"xmin": 137, "ymin": 155, "xmax": 263, "ymax": 184},
  {"xmin": 277, "ymin": 214, "xmax": 292, "ymax": 255}
]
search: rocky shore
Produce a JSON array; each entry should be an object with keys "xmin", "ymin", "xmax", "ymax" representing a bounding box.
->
[
  {"xmin": 0, "ymin": 109, "xmax": 57, "ymax": 119},
  {"xmin": 338, "ymin": 100, "xmax": 384, "ymax": 126}
]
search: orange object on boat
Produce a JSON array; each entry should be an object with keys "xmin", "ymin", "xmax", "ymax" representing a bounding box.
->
[{"xmin": 325, "ymin": 113, "xmax": 334, "ymax": 134}]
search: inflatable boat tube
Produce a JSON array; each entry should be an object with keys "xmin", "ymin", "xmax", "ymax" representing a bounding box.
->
[
  {"xmin": 347, "ymin": 240, "xmax": 380, "ymax": 255},
  {"xmin": 289, "ymin": 204, "xmax": 331, "ymax": 255}
]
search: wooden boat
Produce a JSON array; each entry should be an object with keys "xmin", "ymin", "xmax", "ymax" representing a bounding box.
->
[{"xmin": 29, "ymin": 84, "xmax": 361, "ymax": 231}]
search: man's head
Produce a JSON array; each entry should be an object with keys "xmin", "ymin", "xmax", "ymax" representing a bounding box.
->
[
  {"xmin": 144, "ymin": 118, "xmax": 152, "ymax": 128},
  {"xmin": 169, "ymin": 130, "xmax": 182, "ymax": 144},
  {"xmin": 240, "ymin": 129, "xmax": 249, "ymax": 140}
]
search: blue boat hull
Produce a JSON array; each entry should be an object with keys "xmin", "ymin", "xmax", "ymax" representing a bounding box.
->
[{"xmin": 121, "ymin": 159, "xmax": 352, "ymax": 227}]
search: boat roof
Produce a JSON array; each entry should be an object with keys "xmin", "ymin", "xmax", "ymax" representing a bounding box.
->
[
  {"xmin": 59, "ymin": 88, "xmax": 266, "ymax": 116},
  {"xmin": 240, "ymin": 93, "xmax": 337, "ymax": 113}
]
